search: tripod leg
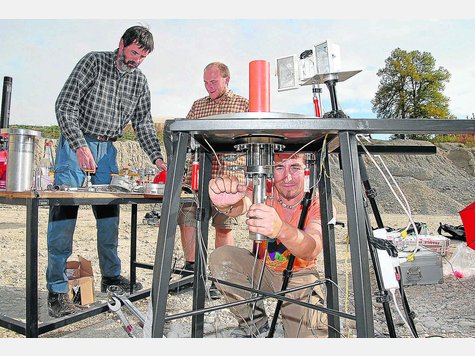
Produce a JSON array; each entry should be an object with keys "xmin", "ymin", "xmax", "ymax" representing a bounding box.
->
[
  {"xmin": 363, "ymin": 207, "xmax": 398, "ymax": 337},
  {"xmin": 359, "ymin": 155, "xmax": 418, "ymax": 338}
]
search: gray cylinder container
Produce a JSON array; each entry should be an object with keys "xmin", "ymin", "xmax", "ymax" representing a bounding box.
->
[{"xmin": 1, "ymin": 128, "xmax": 42, "ymax": 192}]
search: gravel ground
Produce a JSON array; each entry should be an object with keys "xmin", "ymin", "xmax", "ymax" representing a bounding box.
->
[{"xmin": 1, "ymin": 204, "xmax": 473, "ymax": 341}]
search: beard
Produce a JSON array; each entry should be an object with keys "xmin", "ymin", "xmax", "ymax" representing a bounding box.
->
[{"xmin": 116, "ymin": 53, "xmax": 137, "ymax": 74}]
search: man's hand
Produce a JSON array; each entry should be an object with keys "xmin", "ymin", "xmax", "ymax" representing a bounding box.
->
[
  {"xmin": 76, "ymin": 146, "xmax": 97, "ymax": 173},
  {"xmin": 246, "ymin": 203, "xmax": 283, "ymax": 239},
  {"xmin": 155, "ymin": 158, "xmax": 167, "ymax": 172},
  {"xmin": 209, "ymin": 176, "xmax": 246, "ymax": 210}
]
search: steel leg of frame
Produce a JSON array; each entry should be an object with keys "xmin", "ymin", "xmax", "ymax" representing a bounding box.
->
[
  {"xmin": 191, "ymin": 149, "xmax": 212, "ymax": 337},
  {"xmin": 338, "ymin": 131, "xmax": 374, "ymax": 337},
  {"xmin": 130, "ymin": 204, "xmax": 138, "ymax": 293},
  {"xmin": 151, "ymin": 131, "xmax": 189, "ymax": 337},
  {"xmin": 316, "ymin": 147, "xmax": 341, "ymax": 337}
]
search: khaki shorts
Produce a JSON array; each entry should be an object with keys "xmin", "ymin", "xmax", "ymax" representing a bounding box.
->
[{"xmin": 177, "ymin": 202, "xmax": 241, "ymax": 229}]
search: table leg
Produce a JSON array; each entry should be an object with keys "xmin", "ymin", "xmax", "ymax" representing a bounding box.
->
[{"xmin": 25, "ymin": 198, "xmax": 39, "ymax": 338}]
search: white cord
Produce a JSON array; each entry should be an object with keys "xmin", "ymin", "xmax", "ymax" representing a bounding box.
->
[
  {"xmin": 374, "ymin": 155, "xmax": 421, "ymax": 252},
  {"xmin": 356, "ymin": 135, "xmax": 421, "ymax": 256},
  {"xmin": 287, "ymin": 138, "xmax": 318, "ymax": 161},
  {"xmin": 389, "ymin": 288, "xmax": 416, "ymax": 338},
  {"xmin": 203, "ymin": 137, "xmax": 221, "ymax": 168}
]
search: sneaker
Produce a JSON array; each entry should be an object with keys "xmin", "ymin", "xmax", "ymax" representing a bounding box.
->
[
  {"xmin": 101, "ymin": 275, "xmax": 143, "ymax": 293},
  {"xmin": 48, "ymin": 292, "xmax": 77, "ymax": 318},
  {"xmin": 230, "ymin": 321, "xmax": 269, "ymax": 338},
  {"xmin": 208, "ymin": 282, "xmax": 221, "ymax": 300}
]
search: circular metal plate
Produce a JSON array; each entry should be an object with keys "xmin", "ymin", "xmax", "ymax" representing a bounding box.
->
[
  {"xmin": 202, "ymin": 111, "xmax": 308, "ymax": 120},
  {"xmin": 233, "ymin": 134, "xmax": 286, "ymax": 145}
]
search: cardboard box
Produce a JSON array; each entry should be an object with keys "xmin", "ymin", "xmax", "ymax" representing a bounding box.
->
[
  {"xmin": 399, "ymin": 251, "xmax": 443, "ymax": 286},
  {"xmin": 66, "ymin": 255, "xmax": 95, "ymax": 305}
]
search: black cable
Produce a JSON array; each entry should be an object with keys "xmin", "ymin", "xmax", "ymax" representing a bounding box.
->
[
  {"xmin": 267, "ymin": 189, "xmax": 313, "ymax": 338},
  {"xmin": 368, "ymin": 235, "xmax": 399, "ymax": 258}
]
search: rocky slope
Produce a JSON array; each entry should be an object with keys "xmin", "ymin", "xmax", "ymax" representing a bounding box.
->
[{"xmin": 327, "ymin": 139, "xmax": 475, "ymax": 216}]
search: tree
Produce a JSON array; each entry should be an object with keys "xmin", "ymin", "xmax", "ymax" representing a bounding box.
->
[{"xmin": 371, "ymin": 48, "xmax": 455, "ymax": 139}]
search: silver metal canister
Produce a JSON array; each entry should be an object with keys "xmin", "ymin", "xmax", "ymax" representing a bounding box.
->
[
  {"xmin": 1, "ymin": 128, "xmax": 42, "ymax": 191},
  {"xmin": 143, "ymin": 182, "xmax": 164, "ymax": 195}
]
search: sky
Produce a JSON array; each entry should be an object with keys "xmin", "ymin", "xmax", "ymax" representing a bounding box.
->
[{"xmin": 1, "ymin": 1, "xmax": 474, "ymax": 130}]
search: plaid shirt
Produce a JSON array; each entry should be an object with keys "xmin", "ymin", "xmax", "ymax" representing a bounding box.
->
[
  {"xmin": 184, "ymin": 89, "xmax": 249, "ymax": 186},
  {"xmin": 55, "ymin": 50, "xmax": 163, "ymax": 163}
]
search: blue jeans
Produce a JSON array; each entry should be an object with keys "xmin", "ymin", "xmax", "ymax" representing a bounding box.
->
[{"xmin": 46, "ymin": 134, "xmax": 120, "ymax": 293}]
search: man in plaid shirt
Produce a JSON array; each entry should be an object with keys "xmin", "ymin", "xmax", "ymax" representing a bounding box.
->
[
  {"xmin": 176, "ymin": 62, "xmax": 248, "ymax": 299},
  {"xmin": 46, "ymin": 26, "xmax": 166, "ymax": 318}
]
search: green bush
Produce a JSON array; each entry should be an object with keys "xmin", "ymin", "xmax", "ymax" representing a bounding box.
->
[{"xmin": 431, "ymin": 134, "xmax": 475, "ymax": 147}]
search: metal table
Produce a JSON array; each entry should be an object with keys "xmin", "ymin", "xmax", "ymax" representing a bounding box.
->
[
  {"xmin": 0, "ymin": 189, "xmax": 192, "ymax": 337},
  {"xmin": 150, "ymin": 113, "xmax": 474, "ymax": 338}
]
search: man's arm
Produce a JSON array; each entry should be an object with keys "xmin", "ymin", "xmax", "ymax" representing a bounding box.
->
[
  {"xmin": 131, "ymin": 80, "xmax": 165, "ymax": 170},
  {"xmin": 273, "ymin": 215, "xmax": 323, "ymax": 261},
  {"xmin": 208, "ymin": 175, "xmax": 251, "ymax": 217},
  {"xmin": 246, "ymin": 202, "xmax": 323, "ymax": 261},
  {"xmin": 55, "ymin": 53, "xmax": 95, "ymax": 151}
]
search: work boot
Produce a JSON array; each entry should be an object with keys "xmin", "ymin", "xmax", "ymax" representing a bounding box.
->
[
  {"xmin": 182, "ymin": 261, "xmax": 195, "ymax": 273},
  {"xmin": 101, "ymin": 275, "xmax": 143, "ymax": 293},
  {"xmin": 208, "ymin": 281, "xmax": 221, "ymax": 300},
  {"xmin": 48, "ymin": 292, "xmax": 77, "ymax": 318}
]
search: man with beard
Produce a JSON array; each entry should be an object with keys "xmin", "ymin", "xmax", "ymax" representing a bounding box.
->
[{"xmin": 46, "ymin": 25, "xmax": 166, "ymax": 318}]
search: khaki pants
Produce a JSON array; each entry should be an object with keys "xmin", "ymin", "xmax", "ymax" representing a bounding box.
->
[
  {"xmin": 209, "ymin": 245, "xmax": 328, "ymax": 338},
  {"xmin": 177, "ymin": 201, "xmax": 241, "ymax": 229}
]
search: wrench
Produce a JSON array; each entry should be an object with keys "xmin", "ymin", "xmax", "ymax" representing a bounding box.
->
[
  {"xmin": 107, "ymin": 296, "xmax": 135, "ymax": 338},
  {"xmin": 115, "ymin": 293, "xmax": 146, "ymax": 327}
]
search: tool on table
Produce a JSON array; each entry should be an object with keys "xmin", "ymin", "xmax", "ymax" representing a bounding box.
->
[
  {"xmin": 81, "ymin": 169, "xmax": 94, "ymax": 191},
  {"xmin": 107, "ymin": 296, "xmax": 136, "ymax": 338}
]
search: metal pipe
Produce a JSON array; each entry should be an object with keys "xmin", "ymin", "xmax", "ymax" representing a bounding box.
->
[
  {"xmin": 237, "ymin": 141, "xmax": 283, "ymax": 241},
  {"xmin": 1, "ymin": 76, "xmax": 13, "ymax": 129},
  {"xmin": 250, "ymin": 173, "xmax": 267, "ymax": 241}
]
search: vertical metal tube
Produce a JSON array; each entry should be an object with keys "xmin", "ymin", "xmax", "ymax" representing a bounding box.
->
[
  {"xmin": 250, "ymin": 173, "xmax": 267, "ymax": 241},
  {"xmin": 246, "ymin": 143, "xmax": 273, "ymax": 241},
  {"xmin": 1, "ymin": 76, "xmax": 13, "ymax": 129}
]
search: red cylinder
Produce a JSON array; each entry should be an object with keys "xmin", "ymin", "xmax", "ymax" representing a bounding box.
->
[
  {"xmin": 249, "ymin": 60, "xmax": 270, "ymax": 112},
  {"xmin": 313, "ymin": 98, "xmax": 321, "ymax": 118},
  {"xmin": 191, "ymin": 161, "xmax": 199, "ymax": 191}
]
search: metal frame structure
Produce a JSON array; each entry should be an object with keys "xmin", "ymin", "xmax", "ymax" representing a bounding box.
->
[
  {"xmin": 0, "ymin": 190, "xmax": 192, "ymax": 337},
  {"xmin": 150, "ymin": 113, "xmax": 474, "ymax": 338}
]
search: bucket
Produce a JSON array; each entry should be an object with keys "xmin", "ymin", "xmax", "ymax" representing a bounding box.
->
[{"xmin": 0, "ymin": 128, "xmax": 42, "ymax": 192}]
